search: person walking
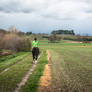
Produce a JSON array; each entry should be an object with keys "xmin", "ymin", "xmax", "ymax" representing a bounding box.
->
[{"xmin": 32, "ymin": 37, "xmax": 39, "ymax": 63}]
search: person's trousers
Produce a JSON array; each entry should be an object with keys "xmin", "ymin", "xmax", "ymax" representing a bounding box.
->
[{"xmin": 32, "ymin": 47, "xmax": 39, "ymax": 60}]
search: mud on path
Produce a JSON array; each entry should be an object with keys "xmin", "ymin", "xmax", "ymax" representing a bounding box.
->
[{"xmin": 38, "ymin": 50, "xmax": 53, "ymax": 92}]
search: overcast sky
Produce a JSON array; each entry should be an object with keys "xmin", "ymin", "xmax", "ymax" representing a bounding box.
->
[{"xmin": 0, "ymin": 0, "xmax": 92, "ymax": 35}]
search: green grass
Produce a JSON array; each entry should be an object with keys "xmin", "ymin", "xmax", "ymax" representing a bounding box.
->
[
  {"xmin": 0, "ymin": 52, "xmax": 30, "ymax": 73},
  {"xmin": 0, "ymin": 54, "xmax": 33, "ymax": 92},
  {"xmin": 39, "ymin": 39, "xmax": 92, "ymax": 92},
  {"xmin": 0, "ymin": 52, "xmax": 25, "ymax": 62},
  {"xmin": 0, "ymin": 38, "xmax": 92, "ymax": 92},
  {"xmin": 43, "ymin": 40, "xmax": 92, "ymax": 92},
  {"xmin": 21, "ymin": 51, "xmax": 48, "ymax": 92}
]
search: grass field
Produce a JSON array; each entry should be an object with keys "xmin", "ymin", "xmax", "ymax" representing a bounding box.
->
[
  {"xmin": 0, "ymin": 52, "xmax": 30, "ymax": 73},
  {"xmin": 0, "ymin": 52, "xmax": 33, "ymax": 92},
  {"xmin": 39, "ymin": 40, "xmax": 92, "ymax": 92},
  {"xmin": 0, "ymin": 49, "xmax": 48, "ymax": 92},
  {"xmin": 21, "ymin": 51, "xmax": 48, "ymax": 92},
  {"xmin": 0, "ymin": 39, "xmax": 92, "ymax": 92}
]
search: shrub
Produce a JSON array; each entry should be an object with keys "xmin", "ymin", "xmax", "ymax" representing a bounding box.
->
[
  {"xmin": 0, "ymin": 27, "xmax": 31, "ymax": 52},
  {"xmin": 49, "ymin": 33, "xmax": 61, "ymax": 42}
]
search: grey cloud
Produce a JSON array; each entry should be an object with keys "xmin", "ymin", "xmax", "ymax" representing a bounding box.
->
[
  {"xmin": 42, "ymin": 14, "xmax": 74, "ymax": 21},
  {"xmin": 87, "ymin": 10, "xmax": 92, "ymax": 13},
  {"xmin": 0, "ymin": 0, "xmax": 31, "ymax": 13},
  {"xmin": 0, "ymin": 0, "xmax": 92, "ymax": 20},
  {"xmin": 0, "ymin": 0, "xmax": 20, "ymax": 13}
]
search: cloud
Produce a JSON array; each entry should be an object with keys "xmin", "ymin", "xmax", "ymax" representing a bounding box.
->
[
  {"xmin": 41, "ymin": 0, "xmax": 92, "ymax": 20},
  {"xmin": 0, "ymin": 0, "xmax": 48, "ymax": 13},
  {"xmin": 0, "ymin": 0, "xmax": 92, "ymax": 34},
  {"xmin": 0, "ymin": 0, "xmax": 92, "ymax": 20}
]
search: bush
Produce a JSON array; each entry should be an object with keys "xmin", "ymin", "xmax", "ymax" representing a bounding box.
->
[
  {"xmin": 49, "ymin": 33, "xmax": 61, "ymax": 42},
  {"xmin": 0, "ymin": 29, "xmax": 31, "ymax": 52},
  {"xmin": 58, "ymin": 34, "xmax": 92, "ymax": 42}
]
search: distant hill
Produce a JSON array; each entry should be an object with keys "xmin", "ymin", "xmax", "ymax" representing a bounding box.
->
[{"xmin": 51, "ymin": 30, "xmax": 75, "ymax": 35}]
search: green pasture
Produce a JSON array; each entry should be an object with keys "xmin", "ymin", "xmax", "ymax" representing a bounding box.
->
[
  {"xmin": 0, "ymin": 52, "xmax": 33, "ymax": 92},
  {"xmin": 0, "ymin": 38, "xmax": 92, "ymax": 92},
  {"xmin": 0, "ymin": 48, "xmax": 48, "ymax": 92},
  {"xmin": 21, "ymin": 51, "xmax": 48, "ymax": 92},
  {"xmin": 39, "ymin": 39, "xmax": 92, "ymax": 92},
  {"xmin": 0, "ymin": 52, "xmax": 30, "ymax": 73}
]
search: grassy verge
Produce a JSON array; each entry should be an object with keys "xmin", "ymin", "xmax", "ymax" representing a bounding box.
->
[
  {"xmin": 0, "ymin": 52, "xmax": 30, "ymax": 73},
  {"xmin": 0, "ymin": 54, "xmax": 33, "ymax": 92},
  {"xmin": 21, "ymin": 51, "xmax": 48, "ymax": 92},
  {"xmin": 0, "ymin": 52, "xmax": 26, "ymax": 63}
]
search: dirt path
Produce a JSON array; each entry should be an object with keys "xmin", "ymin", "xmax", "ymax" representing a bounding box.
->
[
  {"xmin": 13, "ymin": 54, "xmax": 41, "ymax": 92},
  {"xmin": 0, "ymin": 54, "xmax": 31, "ymax": 75},
  {"xmin": 38, "ymin": 50, "xmax": 53, "ymax": 92}
]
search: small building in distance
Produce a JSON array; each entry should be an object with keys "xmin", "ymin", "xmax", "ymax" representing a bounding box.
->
[{"xmin": 51, "ymin": 30, "xmax": 75, "ymax": 35}]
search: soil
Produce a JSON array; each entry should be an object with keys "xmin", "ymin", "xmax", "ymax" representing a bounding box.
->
[
  {"xmin": 0, "ymin": 51, "xmax": 12, "ymax": 56},
  {"xmin": 38, "ymin": 50, "xmax": 53, "ymax": 92},
  {"xmin": 70, "ymin": 41, "xmax": 83, "ymax": 43}
]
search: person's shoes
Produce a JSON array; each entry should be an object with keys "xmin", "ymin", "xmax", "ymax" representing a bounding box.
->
[
  {"xmin": 35, "ymin": 60, "xmax": 37, "ymax": 63},
  {"xmin": 34, "ymin": 60, "xmax": 37, "ymax": 64}
]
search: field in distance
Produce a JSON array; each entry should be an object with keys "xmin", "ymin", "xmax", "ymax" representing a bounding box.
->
[{"xmin": 39, "ymin": 39, "xmax": 92, "ymax": 92}]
